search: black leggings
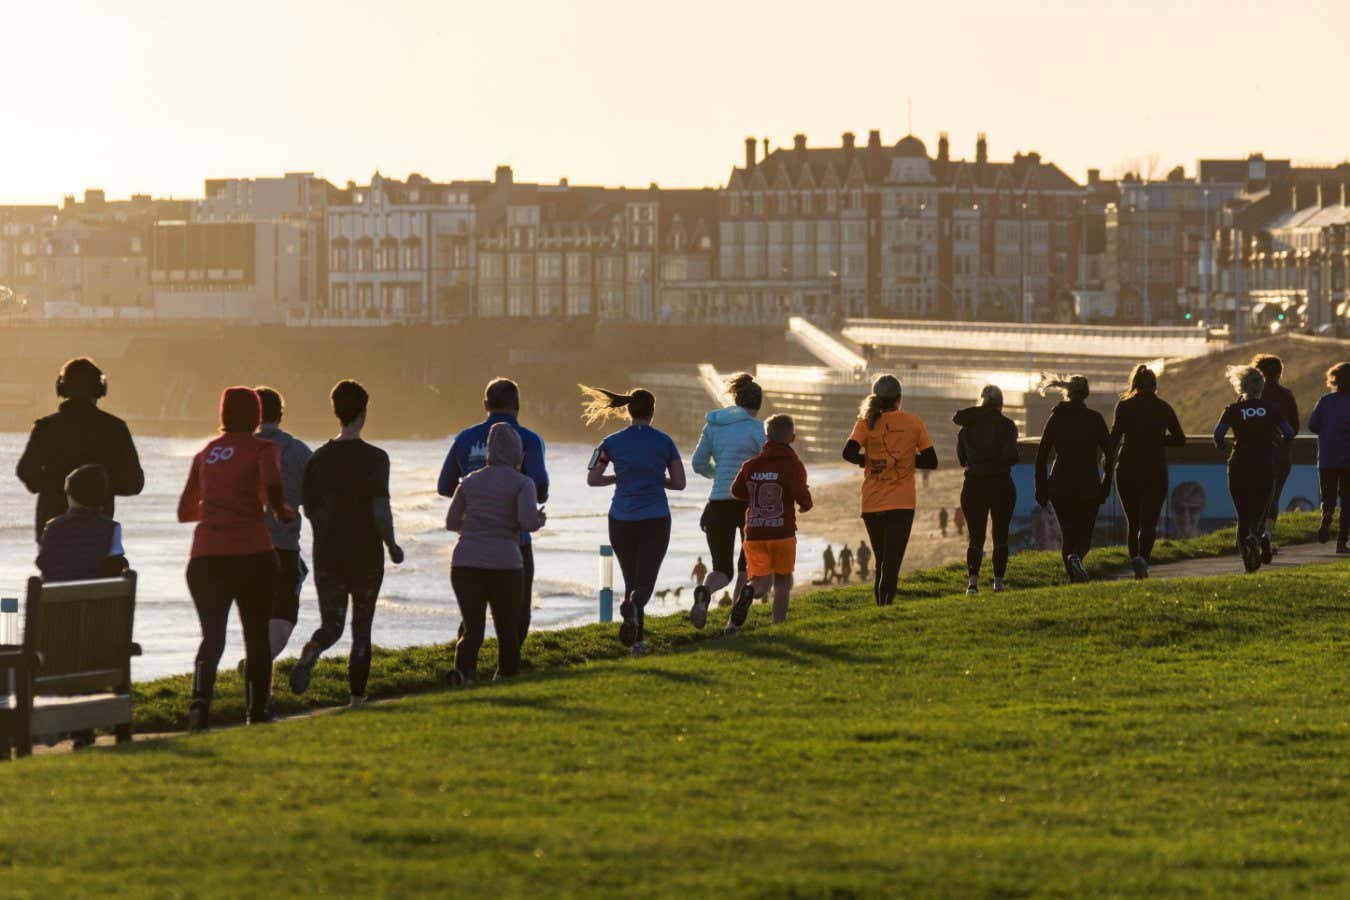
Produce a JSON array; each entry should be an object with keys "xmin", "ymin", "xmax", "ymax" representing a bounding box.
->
[
  {"xmin": 961, "ymin": 476, "xmax": 1015, "ymax": 578},
  {"xmin": 1049, "ymin": 493, "xmax": 1099, "ymax": 575},
  {"xmin": 608, "ymin": 515, "xmax": 671, "ymax": 642},
  {"xmin": 187, "ymin": 551, "xmax": 277, "ymax": 718},
  {"xmin": 1229, "ymin": 464, "xmax": 1274, "ymax": 546},
  {"xmin": 1320, "ymin": 468, "xmax": 1350, "ymax": 540},
  {"xmin": 700, "ymin": 499, "xmax": 747, "ymax": 579},
  {"xmin": 1116, "ymin": 466, "xmax": 1168, "ymax": 562},
  {"xmin": 861, "ymin": 508, "xmax": 914, "ymax": 606},
  {"xmin": 451, "ymin": 566, "xmax": 522, "ymax": 679},
  {"xmin": 1265, "ymin": 457, "xmax": 1293, "ymax": 526},
  {"xmin": 520, "ymin": 543, "xmax": 535, "ymax": 646},
  {"xmin": 308, "ymin": 568, "xmax": 383, "ymax": 697}
]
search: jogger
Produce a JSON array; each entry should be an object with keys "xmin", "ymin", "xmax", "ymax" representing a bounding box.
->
[
  {"xmin": 1034, "ymin": 375, "xmax": 1112, "ymax": 583},
  {"xmin": 1307, "ymin": 362, "xmax": 1350, "ymax": 550},
  {"xmin": 1251, "ymin": 354, "xmax": 1300, "ymax": 560},
  {"xmin": 1214, "ymin": 366, "xmax": 1295, "ymax": 572},
  {"xmin": 254, "ymin": 386, "xmax": 313, "ymax": 659},
  {"xmin": 954, "ymin": 385, "xmax": 1019, "ymax": 593}
]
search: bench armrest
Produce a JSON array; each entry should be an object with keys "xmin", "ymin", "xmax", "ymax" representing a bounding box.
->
[{"xmin": 0, "ymin": 648, "xmax": 41, "ymax": 672}]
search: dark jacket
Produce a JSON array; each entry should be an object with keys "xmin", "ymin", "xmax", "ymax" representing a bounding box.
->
[
  {"xmin": 1108, "ymin": 393, "xmax": 1186, "ymax": 475},
  {"xmin": 954, "ymin": 405, "xmax": 1019, "ymax": 479},
  {"xmin": 1262, "ymin": 381, "xmax": 1300, "ymax": 462},
  {"xmin": 36, "ymin": 506, "xmax": 125, "ymax": 583},
  {"xmin": 1035, "ymin": 401, "xmax": 1112, "ymax": 499},
  {"xmin": 16, "ymin": 399, "xmax": 144, "ymax": 540}
]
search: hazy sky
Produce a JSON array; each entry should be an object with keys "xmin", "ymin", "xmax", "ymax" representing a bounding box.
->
[{"xmin": 4, "ymin": 0, "xmax": 1347, "ymax": 204}]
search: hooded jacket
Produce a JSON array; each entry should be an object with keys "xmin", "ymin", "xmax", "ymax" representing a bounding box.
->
[
  {"xmin": 691, "ymin": 406, "xmax": 766, "ymax": 501},
  {"xmin": 257, "ymin": 423, "xmax": 313, "ymax": 551},
  {"xmin": 953, "ymin": 405, "xmax": 1019, "ymax": 479},
  {"xmin": 1035, "ymin": 401, "xmax": 1112, "ymax": 498},
  {"xmin": 446, "ymin": 422, "xmax": 544, "ymax": 569}
]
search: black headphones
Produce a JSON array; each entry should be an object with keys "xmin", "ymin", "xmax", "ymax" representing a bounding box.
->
[{"xmin": 56, "ymin": 362, "xmax": 108, "ymax": 400}]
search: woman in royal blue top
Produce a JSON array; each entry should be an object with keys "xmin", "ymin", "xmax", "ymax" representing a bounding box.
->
[
  {"xmin": 1213, "ymin": 366, "xmax": 1295, "ymax": 573},
  {"xmin": 582, "ymin": 385, "xmax": 686, "ymax": 657},
  {"xmin": 1307, "ymin": 361, "xmax": 1350, "ymax": 551}
]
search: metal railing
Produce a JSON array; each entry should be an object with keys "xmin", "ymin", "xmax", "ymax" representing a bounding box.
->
[
  {"xmin": 842, "ymin": 317, "xmax": 1216, "ymax": 359},
  {"xmin": 787, "ymin": 317, "xmax": 867, "ymax": 372}
]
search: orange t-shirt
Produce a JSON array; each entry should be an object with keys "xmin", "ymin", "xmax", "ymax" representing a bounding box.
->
[{"xmin": 849, "ymin": 409, "xmax": 932, "ymax": 513}]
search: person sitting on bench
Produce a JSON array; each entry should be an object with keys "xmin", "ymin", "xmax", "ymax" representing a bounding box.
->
[{"xmin": 36, "ymin": 464, "xmax": 128, "ymax": 583}]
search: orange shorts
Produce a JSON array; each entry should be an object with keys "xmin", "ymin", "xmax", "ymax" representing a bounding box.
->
[{"xmin": 744, "ymin": 537, "xmax": 797, "ymax": 578}]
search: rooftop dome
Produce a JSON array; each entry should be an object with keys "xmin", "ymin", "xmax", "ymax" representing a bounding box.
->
[{"xmin": 895, "ymin": 134, "xmax": 928, "ymax": 158}]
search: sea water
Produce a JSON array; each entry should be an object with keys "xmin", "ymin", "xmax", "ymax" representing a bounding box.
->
[{"xmin": 0, "ymin": 433, "xmax": 845, "ymax": 679}]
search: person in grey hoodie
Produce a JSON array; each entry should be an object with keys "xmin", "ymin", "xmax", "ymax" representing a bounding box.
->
[
  {"xmin": 254, "ymin": 386, "xmax": 313, "ymax": 660},
  {"xmin": 688, "ymin": 372, "xmax": 765, "ymax": 629},
  {"xmin": 445, "ymin": 422, "xmax": 545, "ymax": 683}
]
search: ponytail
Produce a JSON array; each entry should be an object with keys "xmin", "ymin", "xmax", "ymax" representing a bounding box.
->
[
  {"xmin": 1226, "ymin": 365, "xmax": 1264, "ymax": 399},
  {"xmin": 579, "ymin": 384, "xmax": 655, "ymax": 425},
  {"xmin": 859, "ymin": 374, "xmax": 902, "ymax": 429},
  {"xmin": 1121, "ymin": 364, "xmax": 1157, "ymax": 400},
  {"xmin": 1038, "ymin": 373, "xmax": 1089, "ymax": 402},
  {"xmin": 724, "ymin": 372, "xmax": 763, "ymax": 412}
]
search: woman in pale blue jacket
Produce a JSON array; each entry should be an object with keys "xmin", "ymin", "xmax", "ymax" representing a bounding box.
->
[{"xmin": 688, "ymin": 372, "xmax": 765, "ymax": 628}]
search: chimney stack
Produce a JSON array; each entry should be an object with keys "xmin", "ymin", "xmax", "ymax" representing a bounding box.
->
[
  {"xmin": 762, "ymin": 138, "xmax": 769, "ymax": 160},
  {"xmin": 938, "ymin": 132, "xmax": 949, "ymax": 163},
  {"xmin": 1088, "ymin": 168, "xmax": 1101, "ymax": 186},
  {"xmin": 745, "ymin": 137, "xmax": 757, "ymax": 170},
  {"xmin": 793, "ymin": 133, "xmax": 807, "ymax": 155},
  {"xmin": 494, "ymin": 165, "xmax": 513, "ymax": 187},
  {"xmin": 867, "ymin": 129, "xmax": 881, "ymax": 150},
  {"xmin": 842, "ymin": 132, "xmax": 856, "ymax": 154},
  {"xmin": 976, "ymin": 133, "xmax": 988, "ymax": 166}
]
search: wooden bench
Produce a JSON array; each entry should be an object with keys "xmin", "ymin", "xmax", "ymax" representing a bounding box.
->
[{"xmin": 0, "ymin": 572, "xmax": 140, "ymax": 759}]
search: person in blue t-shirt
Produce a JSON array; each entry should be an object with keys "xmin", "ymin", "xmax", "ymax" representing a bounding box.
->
[
  {"xmin": 581, "ymin": 384, "xmax": 686, "ymax": 658},
  {"xmin": 1307, "ymin": 362, "xmax": 1350, "ymax": 551},
  {"xmin": 439, "ymin": 378, "xmax": 549, "ymax": 645}
]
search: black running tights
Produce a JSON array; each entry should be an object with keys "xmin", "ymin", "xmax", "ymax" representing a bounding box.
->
[
  {"xmin": 1229, "ymin": 465, "xmax": 1274, "ymax": 547},
  {"xmin": 1116, "ymin": 467, "xmax": 1167, "ymax": 563},
  {"xmin": 960, "ymin": 477, "xmax": 1016, "ymax": 578},
  {"xmin": 187, "ymin": 552, "xmax": 276, "ymax": 719},
  {"xmin": 1049, "ymin": 494, "xmax": 1099, "ymax": 575},
  {"xmin": 608, "ymin": 515, "xmax": 671, "ymax": 642},
  {"xmin": 1319, "ymin": 467, "xmax": 1350, "ymax": 541},
  {"xmin": 862, "ymin": 508, "xmax": 915, "ymax": 606}
]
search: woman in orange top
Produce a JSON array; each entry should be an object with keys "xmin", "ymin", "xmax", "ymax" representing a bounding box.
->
[{"xmin": 842, "ymin": 374, "xmax": 938, "ymax": 606}]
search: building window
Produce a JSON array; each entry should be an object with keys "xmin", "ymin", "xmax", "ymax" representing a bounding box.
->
[
  {"xmin": 355, "ymin": 240, "xmax": 372, "ymax": 272},
  {"xmin": 402, "ymin": 239, "xmax": 422, "ymax": 270}
]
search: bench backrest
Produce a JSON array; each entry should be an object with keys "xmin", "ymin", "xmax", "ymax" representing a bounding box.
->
[{"xmin": 22, "ymin": 572, "xmax": 137, "ymax": 696}]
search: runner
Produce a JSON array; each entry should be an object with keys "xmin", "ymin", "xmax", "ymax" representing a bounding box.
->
[
  {"xmin": 837, "ymin": 544, "xmax": 853, "ymax": 582},
  {"xmin": 439, "ymin": 378, "xmax": 549, "ymax": 649},
  {"xmin": 17, "ymin": 357, "xmax": 144, "ymax": 541},
  {"xmin": 289, "ymin": 380, "xmax": 404, "ymax": 707},
  {"xmin": 1034, "ymin": 375, "xmax": 1112, "ymax": 583},
  {"xmin": 445, "ymin": 422, "xmax": 545, "ymax": 684},
  {"xmin": 177, "ymin": 387, "xmax": 292, "ymax": 730},
  {"xmin": 1305, "ymin": 362, "xmax": 1350, "ymax": 551},
  {"xmin": 1251, "ymin": 354, "xmax": 1300, "ymax": 561},
  {"xmin": 254, "ymin": 386, "xmax": 313, "ymax": 660},
  {"xmin": 855, "ymin": 541, "xmax": 872, "ymax": 581},
  {"xmin": 729, "ymin": 414, "xmax": 812, "ymax": 625},
  {"xmin": 1213, "ymin": 366, "xmax": 1294, "ymax": 572},
  {"xmin": 688, "ymin": 372, "xmax": 764, "ymax": 629},
  {"xmin": 954, "ymin": 384, "xmax": 1019, "ymax": 594},
  {"xmin": 1106, "ymin": 365, "xmax": 1186, "ymax": 579},
  {"xmin": 841, "ymin": 374, "xmax": 937, "ymax": 606},
  {"xmin": 690, "ymin": 556, "xmax": 708, "ymax": 586},
  {"xmin": 581, "ymin": 384, "xmax": 686, "ymax": 658}
]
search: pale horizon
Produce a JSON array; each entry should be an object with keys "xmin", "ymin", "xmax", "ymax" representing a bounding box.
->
[{"xmin": 4, "ymin": 0, "xmax": 1349, "ymax": 204}]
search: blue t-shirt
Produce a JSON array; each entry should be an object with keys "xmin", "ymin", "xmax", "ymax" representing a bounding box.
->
[
  {"xmin": 438, "ymin": 412, "xmax": 549, "ymax": 545},
  {"xmin": 597, "ymin": 425, "xmax": 680, "ymax": 521}
]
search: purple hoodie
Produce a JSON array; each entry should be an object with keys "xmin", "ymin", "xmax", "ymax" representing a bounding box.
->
[{"xmin": 446, "ymin": 422, "xmax": 544, "ymax": 569}]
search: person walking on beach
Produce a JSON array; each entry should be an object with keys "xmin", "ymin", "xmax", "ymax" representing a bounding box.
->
[
  {"xmin": 582, "ymin": 385, "xmax": 686, "ymax": 657},
  {"xmin": 842, "ymin": 374, "xmax": 937, "ymax": 606},
  {"xmin": 729, "ymin": 414, "xmax": 812, "ymax": 625},
  {"xmin": 17, "ymin": 357, "xmax": 144, "ymax": 541},
  {"xmin": 254, "ymin": 386, "xmax": 313, "ymax": 660},
  {"xmin": 289, "ymin": 381, "xmax": 404, "ymax": 707},
  {"xmin": 821, "ymin": 544, "xmax": 837, "ymax": 583},
  {"xmin": 1107, "ymin": 365, "xmax": 1186, "ymax": 580},
  {"xmin": 1213, "ymin": 366, "xmax": 1293, "ymax": 573},
  {"xmin": 954, "ymin": 384, "xmax": 1019, "ymax": 594},
  {"xmin": 856, "ymin": 541, "xmax": 871, "ymax": 581},
  {"xmin": 688, "ymin": 372, "xmax": 764, "ymax": 629},
  {"xmin": 439, "ymin": 378, "xmax": 548, "ymax": 648},
  {"xmin": 177, "ymin": 387, "xmax": 292, "ymax": 730},
  {"xmin": 445, "ymin": 422, "xmax": 545, "ymax": 684},
  {"xmin": 938, "ymin": 507, "xmax": 949, "ymax": 537},
  {"xmin": 1308, "ymin": 362, "xmax": 1350, "ymax": 552},
  {"xmin": 691, "ymin": 556, "xmax": 708, "ymax": 586},
  {"xmin": 838, "ymin": 544, "xmax": 853, "ymax": 582},
  {"xmin": 1035, "ymin": 375, "xmax": 1112, "ymax": 583},
  {"xmin": 954, "ymin": 507, "xmax": 965, "ymax": 537},
  {"xmin": 1251, "ymin": 354, "xmax": 1299, "ymax": 561}
]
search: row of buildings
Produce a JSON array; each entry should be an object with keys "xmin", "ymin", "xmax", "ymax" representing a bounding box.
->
[{"xmin": 2, "ymin": 133, "xmax": 1348, "ymax": 332}]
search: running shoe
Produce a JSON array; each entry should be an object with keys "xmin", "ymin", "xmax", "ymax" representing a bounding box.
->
[
  {"xmin": 723, "ymin": 623, "xmax": 740, "ymax": 636},
  {"xmin": 1067, "ymin": 555, "xmax": 1089, "ymax": 583},
  {"xmin": 618, "ymin": 600, "xmax": 637, "ymax": 647},
  {"xmin": 630, "ymin": 641, "xmax": 650, "ymax": 659},
  {"xmin": 247, "ymin": 709, "xmax": 276, "ymax": 726},
  {"xmin": 349, "ymin": 694, "xmax": 368, "ymax": 709},
  {"xmin": 1319, "ymin": 516, "xmax": 1333, "ymax": 544},
  {"xmin": 1242, "ymin": 536, "xmax": 1262, "ymax": 573},
  {"xmin": 1130, "ymin": 556, "xmax": 1149, "ymax": 580},
  {"xmin": 288, "ymin": 643, "xmax": 321, "ymax": 694},
  {"xmin": 187, "ymin": 700, "xmax": 210, "ymax": 734},
  {"xmin": 992, "ymin": 578, "xmax": 1006, "ymax": 593},
  {"xmin": 1259, "ymin": 535, "xmax": 1273, "ymax": 564},
  {"xmin": 965, "ymin": 578, "xmax": 978, "ymax": 595},
  {"xmin": 445, "ymin": 669, "xmax": 478, "ymax": 689},
  {"xmin": 689, "ymin": 585, "xmax": 711, "ymax": 630},
  {"xmin": 1338, "ymin": 540, "xmax": 1350, "ymax": 555},
  {"xmin": 729, "ymin": 585, "xmax": 755, "ymax": 630}
]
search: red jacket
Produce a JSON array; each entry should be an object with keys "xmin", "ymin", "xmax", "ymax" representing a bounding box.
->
[
  {"xmin": 178, "ymin": 432, "xmax": 285, "ymax": 558},
  {"xmin": 730, "ymin": 442, "xmax": 813, "ymax": 540}
]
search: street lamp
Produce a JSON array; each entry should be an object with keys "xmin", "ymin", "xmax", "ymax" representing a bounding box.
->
[{"xmin": 1020, "ymin": 199, "xmax": 1031, "ymax": 377}]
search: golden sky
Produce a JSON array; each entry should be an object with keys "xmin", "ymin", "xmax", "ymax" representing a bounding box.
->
[{"xmin": 4, "ymin": 0, "xmax": 1347, "ymax": 204}]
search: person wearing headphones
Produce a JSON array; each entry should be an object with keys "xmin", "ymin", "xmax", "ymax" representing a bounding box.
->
[{"xmin": 16, "ymin": 357, "xmax": 145, "ymax": 541}]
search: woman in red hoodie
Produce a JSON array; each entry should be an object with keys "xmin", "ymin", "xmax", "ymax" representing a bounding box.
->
[{"xmin": 178, "ymin": 387, "xmax": 292, "ymax": 730}]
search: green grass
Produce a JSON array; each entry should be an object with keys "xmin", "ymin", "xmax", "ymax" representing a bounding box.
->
[
  {"xmin": 133, "ymin": 512, "xmax": 1325, "ymax": 732},
  {"xmin": 2, "ymin": 517, "xmax": 1346, "ymax": 896}
]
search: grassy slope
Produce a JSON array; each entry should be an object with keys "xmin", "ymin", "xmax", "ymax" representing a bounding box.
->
[
  {"xmin": 132, "ymin": 512, "xmax": 1325, "ymax": 732},
  {"xmin": 1164, "ymin": 334, "xmax": 1350, "ymax": 432},
  {"xmin": 3, "ymin": 556, "xmax": 1347, "ymax": 896}
]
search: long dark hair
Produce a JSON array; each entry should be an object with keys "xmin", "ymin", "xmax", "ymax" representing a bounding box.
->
[
  {"xmin": 860, "ymin": 374, "xmax": 902, "ymax": 429},
  {"xmin": 1121, "ymin": 364, "xmax": 1157, "ymax": 400},
  {"xmin": 1327, "ymin": 362, "xmax": 1350, "ymax": 392},
  {"xmin": 579, "ymin": 385, "xmax": 655, "ymax": 425},
  {"xmin": 724, "ymin": 372, "xmax": 763, "ymax": 412}
]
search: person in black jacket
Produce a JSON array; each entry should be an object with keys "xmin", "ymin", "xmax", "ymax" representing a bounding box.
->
[
  {"xmin": 16, "ymin": 358, "xmax": 144, "ymax": 541},
  {"xmin": 1214, "ymin": 366, "xmax": 1295, "ymax": 573},
  {"xmin": 1251, "ymin": 354, "xmax": 1299, "ymax": 561},
  {"xmin": 954, "ymin": 384, "xmax": 1019, "ymax": 594},
  {"xmin": 1034, "ymin": 375, "xmax": 1112, "ymax": 583},
  {"xmin": 1107, "ymin": 365, "xmax": 1186, "ymax": 579}
]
